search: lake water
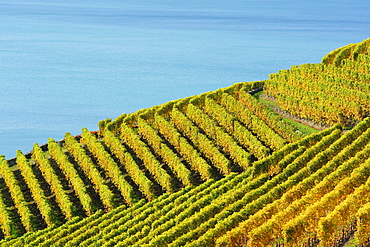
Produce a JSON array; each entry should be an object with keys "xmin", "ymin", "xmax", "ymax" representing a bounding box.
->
[{"xmin": 1, "ymin": 0, "xmax": 369, "ymax": 158}]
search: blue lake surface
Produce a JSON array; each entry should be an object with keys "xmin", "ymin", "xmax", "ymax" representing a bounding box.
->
[{"xmin": 1, "ymin": 0, "xmax": 369, "ymax": 158}]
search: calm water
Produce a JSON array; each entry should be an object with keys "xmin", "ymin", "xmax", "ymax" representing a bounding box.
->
[{"xmin": 1, "ymin": 0, "xmax": 369, "ymax": 158}]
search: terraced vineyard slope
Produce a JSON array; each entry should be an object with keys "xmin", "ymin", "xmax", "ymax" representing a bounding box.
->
[
  {"xmin": 1, "ymin": 38, "xmax": 370, "ymax": 246},
  {"xmin": 0, "ymin": 81, "xmax": 304, "ymax": 241},
  {"xmin": 4, "ymin": 118, "xmax": 370, "ymax": 246},
  {"xmin": 265, "ymin": 38, "xmax": 370, "ymax": 126}
]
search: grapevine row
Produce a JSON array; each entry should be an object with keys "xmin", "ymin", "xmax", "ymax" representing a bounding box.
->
[
  {"xmin": 152, "ymin": 113, "xmax": 214, "ymax": 180},
  {"xmin": 167, "ymin": 127, "xmax": 338, "ymax": 246},
  {"xmin": 203, "ymin": 96, "xmax": 270, "ymax": 159},
  {"xmin": 63, "ymin": 132, "xmax": 116, "ymax": 211},
  {"xmin": 218, "ymin": 92, "xmax": 287, "ymax": 150},
  {"xmin": 16, "ymin": 150, "xmax": 58, "ymax": 228},
  {"xmin": 102, "ymin": 128, "xmax": 157, "ymax": 200},
  {"xmin": 269, "ymin": 72, "xmax": 363, "ymax": 119},
  {"xmin": 0, "ymin": 157, "xmax": 18, "ymax": 238},
  {"xmin": 241, "ymin": 118, "xmax": 370, "ymax": 246},
  {"xmin": 170, "ymin": 106, "xmax": 232, "ymax": 175},
  {"xmin": 32, "ymin": 144, "xmax": 74, "ymax": 220},
  {"xmin": 185, "ymin": 102, "xmax": 251, "ymax": 169},
  {"xmin": 137, "ymin": 115, "xmax": 193, "ymax": 186},
  {"xmin": 120, "ymin": 122, "xmax": 174, "ymax": 192},
  {"xmin": 80, "ymin": 179, "xmax": 220, "ymax": 247},
  {"xmin": 213, "ymin": 127, "xmax": 341, "ymax": 246},
  {"xmin": 237, "ymin": 89, "xmax": 303, "ymax": 142},
  {"xmin": 317, "ymin": 174, "xmax": 370, "ymax": 245},
  {"xmin": 47, "ymin": 138, "xmax": 95, "ymax": 216},
  {"xmin": 283, "ymin": 153, "xmax": 370, "ymax": 245},
  {"xmin": 80, "ymin": 128, "xmax": 137, "ymax": 206}
]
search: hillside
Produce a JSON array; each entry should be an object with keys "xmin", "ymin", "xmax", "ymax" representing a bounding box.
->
[
  {"xmin": 265, "ymin": 38, "xmax": 370, "ymax": 127},
  {"xmin": 0, "ymin": 38, "xmax": 370, "ymax": 246}
]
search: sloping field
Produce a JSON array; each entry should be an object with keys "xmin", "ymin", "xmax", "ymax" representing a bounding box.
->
[
  {"xmin": 265, "ymin": 38, "xmax": 370, "ymax": 126},
  {"xmin": 4, "ymin": 119, "xmax": 370, "ymax": 247},
  {"xmin": 1, "ymin": 38, "xmax": 370, "ymax": 246},
  {"xmin": 0, "ymin": 80, "xmax": 303, "ymax": 241}
]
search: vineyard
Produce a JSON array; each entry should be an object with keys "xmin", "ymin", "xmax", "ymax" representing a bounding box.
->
[
  {"xmin": 0, "ymin": 38, "xmax": 369, "ymax": 246},
  {"xmin": 265, "ymin": 38, "xmax": 370, "ymax": 127}
]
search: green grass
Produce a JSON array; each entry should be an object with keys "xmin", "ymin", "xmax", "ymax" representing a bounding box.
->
[
  {"xmin": 253, "ymin": 91, "xmax": 319, "ymax": 136},
  {"xmin": 254, "ymin": 91, "xmax": 280, "ymax": 109},
  {"xmin": 283, "ymin": 118, "xmax": 319, "ymax": 135}
]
